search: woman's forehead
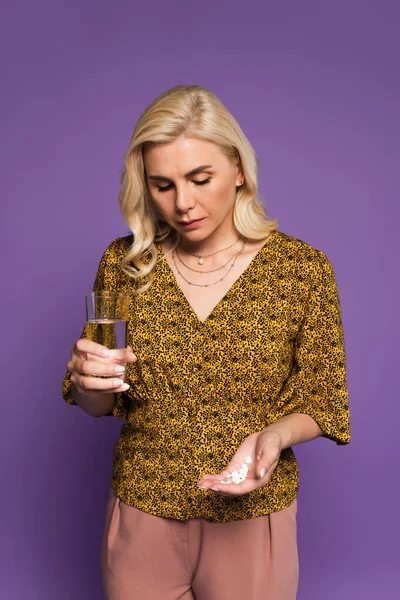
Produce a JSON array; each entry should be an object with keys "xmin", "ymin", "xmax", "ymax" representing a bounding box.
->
[{"xmin": 143, "ymin": 136, "xmax": 229, "ymax": 175}]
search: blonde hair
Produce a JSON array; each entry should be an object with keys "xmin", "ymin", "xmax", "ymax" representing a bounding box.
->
[{"xmin": 118, "ymin": 84, "xmax": 278, "ymax": 294}]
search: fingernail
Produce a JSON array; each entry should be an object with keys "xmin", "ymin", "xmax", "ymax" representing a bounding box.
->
[
  {"xmin": 260, "ymin": 467, "xmax": 266, "ymax": 478},
  {"xmin": 126, "ymin": 346, "xmax": 136, "ymax": 358},
  {"xmin": 102, "ymin": 349, "xmax": 111, "ymax": 356},
  {"xmin": 211, "ymin": 487, "xmax": 219, "ymax": 492},
  {"xmin": 121, "ymin": 383, "xmax": 130, "ymax": 391},
  {"xmin": 113, "ymin": 379, "xmax": 124, "ymax": 386},
  {"xmin": 115, "ymin": 365, "xmax": 125, "ymax": 373}
]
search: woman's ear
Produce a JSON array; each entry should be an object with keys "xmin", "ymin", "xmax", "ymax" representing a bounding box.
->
[
  {"xmin": 236, "ymin": 172, "xmax": 244, "ymax": 187},
  {"xmin": 235, "ymin": 161, "xmax": 244, "ymax": 187}
]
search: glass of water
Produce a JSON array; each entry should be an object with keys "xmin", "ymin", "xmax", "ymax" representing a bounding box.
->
[{"xmin": 85, "ymin": 292, "xmax": 130, "ymax": 357}]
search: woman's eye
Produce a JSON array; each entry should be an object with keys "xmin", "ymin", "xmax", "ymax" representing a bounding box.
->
[
  {"xmin": 157, "ymin": 184, "xmax": 173, "ymax": 192},
  {"xmin": 157, "ymin": 177, "xmax": 211, "ymax": 192}
]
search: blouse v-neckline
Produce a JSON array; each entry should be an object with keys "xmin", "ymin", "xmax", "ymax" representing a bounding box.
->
[{"xmin": 155, "ymin": 230, "xmax": 280, "ymax": 326}]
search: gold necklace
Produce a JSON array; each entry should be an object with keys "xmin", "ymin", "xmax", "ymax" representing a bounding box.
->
[
  {"xmin": 175, "ymin": 239, "xmax": 247, "ymax": 274},
  {"xmin": 172, "ymin": 239, "xmax": 246, "ymax": 287},
  {"xmin": 182, "ymin": 235, "xmax": 242, "ymax": 265}
]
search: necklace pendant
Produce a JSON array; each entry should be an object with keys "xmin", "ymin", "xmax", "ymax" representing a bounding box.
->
[{"xmin": 198, "ymin": 257, "xmax": 204, "ymax": 265}]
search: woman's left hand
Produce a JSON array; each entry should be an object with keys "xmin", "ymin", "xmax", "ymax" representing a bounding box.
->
[{"xmin": 196, "ymin": 428, "xmax": 283, "ymax": 496}]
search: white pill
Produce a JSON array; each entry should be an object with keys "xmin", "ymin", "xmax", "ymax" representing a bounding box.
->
[{"xmin": 245, "ymin": 456, "xmax": 252, "ymax": 464}]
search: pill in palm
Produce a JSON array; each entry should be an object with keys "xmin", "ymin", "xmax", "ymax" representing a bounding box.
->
[{"xmin": 220, "ymin": 458, "xmax": 252, "ymax": 485}]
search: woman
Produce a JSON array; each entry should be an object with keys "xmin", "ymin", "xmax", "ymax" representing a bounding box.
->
[{"xmin": 63, "ymin": 84, "xmax": 351, "ymax": 600}]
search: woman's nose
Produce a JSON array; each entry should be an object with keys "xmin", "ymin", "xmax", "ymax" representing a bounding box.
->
[{"xmin": 175, "ymin": 186, "xmax": 195, "ymax": 212}]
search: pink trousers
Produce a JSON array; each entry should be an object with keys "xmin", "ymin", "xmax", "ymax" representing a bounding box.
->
[{"xmin": 101, "ymin": 487, "xmax": 299, "ymax": 600}]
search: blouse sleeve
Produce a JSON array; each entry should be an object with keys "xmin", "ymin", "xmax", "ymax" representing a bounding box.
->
[
  {"xmin": 62, "ymin": 239, "xmax": 129, "ymax": 420},
  {"xmin": 266, "ymin": 250, "xmax": 351, "ymax": 445}
]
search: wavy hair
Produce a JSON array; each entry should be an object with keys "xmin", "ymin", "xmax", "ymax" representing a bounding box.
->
[{"xmin": 118, "ymin": 84, "xmax": 278, "ymax": 294}]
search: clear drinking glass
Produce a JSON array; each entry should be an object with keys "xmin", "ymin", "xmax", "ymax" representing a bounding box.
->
[{"xmin": 85, "ymin": 292, "xmax": 130, "ymax": 375}]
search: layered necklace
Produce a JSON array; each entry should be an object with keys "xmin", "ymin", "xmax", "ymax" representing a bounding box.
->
[
  {"xmin": 185, "ymin": 235, "xmax": 241, "ymax": 265},
  {"xmin": 172, "ymin": 236, "xmax": 247, "ymax": 288}
]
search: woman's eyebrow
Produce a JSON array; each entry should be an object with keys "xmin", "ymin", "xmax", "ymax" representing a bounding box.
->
[{"xmin": 147, "ymin": 165, "xmax": 213, "ymax": 181}]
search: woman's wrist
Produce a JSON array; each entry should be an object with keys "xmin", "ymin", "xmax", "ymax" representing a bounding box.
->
[{"xmin": 262, "ymin": 413, "xmax": 324, "ymax": 450}]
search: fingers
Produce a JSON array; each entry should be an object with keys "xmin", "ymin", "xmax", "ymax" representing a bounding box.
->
[
  {"xmin": 196, "ymin": 432, "xmax": 282, "ymax": 497},
  {"xmin": 72, "ymin": 374, "xmax": 130, "ymax": 395},
  {"xmin": 255, "ymin": 431, "xmax": 281, "ymax": 479},
  {"xmin": 198, "ymin": 457, "xmax": 252, "ymax": 485},
  {"xmin": 197, "ymin": 468, "xmax": 231, "ymax": 487},
  {"xmin": 197, "ymin": 454, "xmax": 275, "ymax": 497},
  {"xmin": 73, "ymin": 338, "xmax": 113, "ymax": 358},
  {"xmin": 73, "ymin": 356, "xmax": 127, "ymax": 378},
  {"xmin": 69, "ymin": 340, "xmax": 137, "ymax": 370},
  {"xmin": 73, "ymin": 338, "xmax": 137, "ymax": 361},
  {"xmin": 68, "ymin": 339, "xmax": 137, "ymax": 395},
  {"xmin": 197, "ymin": 477, "xmax": 257, "ymax": 497}
]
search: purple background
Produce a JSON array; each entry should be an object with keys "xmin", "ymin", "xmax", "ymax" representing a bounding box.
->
[{"xmin": 1, "ymin": 1, "xmax": 399, "ymax": 598}]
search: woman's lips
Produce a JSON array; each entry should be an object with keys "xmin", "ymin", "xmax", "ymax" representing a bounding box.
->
[{"xmin": 179, "ymin": 218, "xmax": 204, "ymax": 229}]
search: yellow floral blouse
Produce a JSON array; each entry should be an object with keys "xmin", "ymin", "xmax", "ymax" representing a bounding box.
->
[{"xmin": 62, "ymin": 229, "xmax": 351, "ymax": 523}]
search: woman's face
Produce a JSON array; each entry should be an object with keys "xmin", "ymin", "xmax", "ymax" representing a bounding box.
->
[{"xmin": 143, "ymin": 135, "xmax": 243, "ymax": 246}]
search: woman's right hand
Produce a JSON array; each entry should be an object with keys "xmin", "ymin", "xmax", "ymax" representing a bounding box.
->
[{"xmin": 67, "ymin": 339, "xmax": 137, "ymax": 395}]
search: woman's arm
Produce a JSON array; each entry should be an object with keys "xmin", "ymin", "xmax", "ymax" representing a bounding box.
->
[
  {"xmin": 265, "ymin": 250, "xmax": 351, "ymax": 446},
  {"xmin": 263, "ymin": 413, "xmax": 323, "ymax": 450},
  {"xmin": 62, "ymin": 238, "xmax": 134, "ymax": 421}
]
